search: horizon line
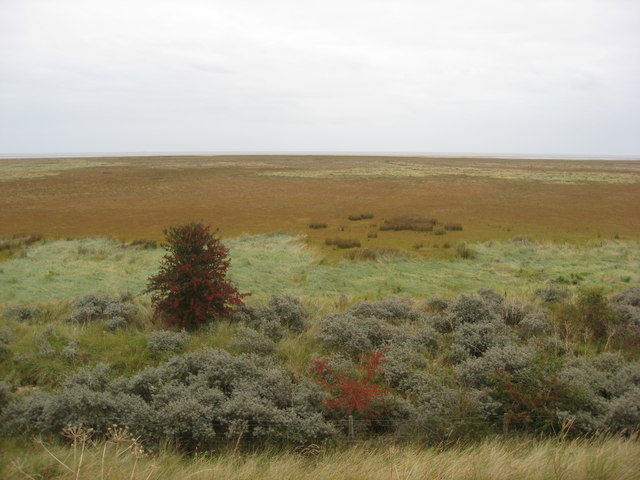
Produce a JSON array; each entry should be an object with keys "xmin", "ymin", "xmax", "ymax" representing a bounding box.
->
[{"xmin": 2, "ymin": 150, "xmax": 640, "ymax": 161}]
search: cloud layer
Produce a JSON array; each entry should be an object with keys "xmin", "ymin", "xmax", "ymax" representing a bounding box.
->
[{"xmin": 1, "ymin": 0, "xmax": 639, "ymax": 155}]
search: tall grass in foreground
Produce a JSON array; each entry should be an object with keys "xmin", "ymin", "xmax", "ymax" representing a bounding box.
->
[{"xmin": 2, "ymin": 436, "xmax": 639, "ymax": 480}]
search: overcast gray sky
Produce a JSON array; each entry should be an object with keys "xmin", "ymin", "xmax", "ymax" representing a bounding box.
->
[{"xmin": 1, "ymin": 0, "xmax": 639, "ymax": 156}]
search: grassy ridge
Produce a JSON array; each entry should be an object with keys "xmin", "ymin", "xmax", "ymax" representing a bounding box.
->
[
  {"xmin": 2, "ymin": 436, "xmax": 639, "ymax": 480},
  {"xmin": 0, "ymin": 235, "xmax": 638, "ymax": 304}
]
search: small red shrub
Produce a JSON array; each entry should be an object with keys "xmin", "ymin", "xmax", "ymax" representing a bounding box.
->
[{"xmin": 310, "ymin": 349, "xmax": 388, "ymax": 417}]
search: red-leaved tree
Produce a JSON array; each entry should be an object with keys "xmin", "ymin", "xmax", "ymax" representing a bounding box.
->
[
  {"xmin": 310, "ymin": 350, "xmax": 388, "ymax": 418},
  {"xmin": 145, "ymin": 222, "xmax": 248, "ymax": 329}
]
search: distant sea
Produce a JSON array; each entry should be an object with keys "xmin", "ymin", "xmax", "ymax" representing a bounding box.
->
[{"xmin": 0, "ymin": 151, "xmax": 638, "ymax": 161}]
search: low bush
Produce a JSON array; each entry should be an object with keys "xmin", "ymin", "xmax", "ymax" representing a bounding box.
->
[
  {"xmin": 308, "ymin": 222, "xmax": 327, "ymax": 229},
  {"xmin": 455, "ymin": 242, "xmax": 476, "ymax": 259},
  {"xmin": 268, "ymin": 294, "xmax": 307, "ymax": 333},
  {"xmin": 452, "ymin": 320, "xmax": 511, "ymax": 357},
  {"xmin": 534, "ymin": 286, "xmax": 570, "ymax": 303},
  {"xmin": 602, "ymin": 387, "xmax": 640, "ymax": 433},
  {"xmin": 325, "ymin": 237, "xmax": 361, "ymax": 249},
  {"xmin": 380, "ymin": 215, "xmax": 436, "ymax": 232},
  {"xmin": 501, "ymin": 300, "xmax": 528, "ymax": 326},
  {"xmin": 447, "ymin": 294, "xmax": 495, "ymax": 328},
  {"xmin": 68, "ymin": 294, "xmax": 137, "ymax": 329},
  {"xmin": 231, "ymin": 295, "xmax": 307, "ymax": 337},
  {"xmin": 232, "ymin": 305, "xmax": 285, "ymax": 341},
  {"xmin": 318, "ymin": 313, "xmax": 398, "ymax": 357},
  {"xmin": 230, "ymin": 326, "xmax": 276, "ymax": 355},
  {"xmin": 146, "ymin": 330, "xmax": 190, "ymax": 354},
  {"xmin": 444, "ymin": 223, "xmax": 463, "ymax": 231},
  {"xmin": 347, "ymin": 297, "xmax": 422, "ymax": 324},
  {"xmin": 348, "ymin": 213, "xmax": 374, "ymax": 221},
  {"xmin": 456, "ymin": 344, "xmax": 533, "ymax": 388},
  {"xmin": 3, "ymin": 304, "xmax": 41, "ymax": 322},
  {"xmin": 518, "ymin": 310, "xmax": 552, "ymax": 337}
]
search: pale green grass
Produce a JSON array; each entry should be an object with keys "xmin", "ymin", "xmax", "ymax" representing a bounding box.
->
[
  {"xmin": 261, "ymin": 161, "xmax": 640, "ymax": 184},
  {"xmin": 0, "ymin": 158, "xmax": 122, "ymax": 181},
  {"xmin": 2, "ymin": 436, "xmax": 639, "ymax": 480},
  {"xmin": 0, "ymin": 235, "xmax": 638, "ymax": 305}
]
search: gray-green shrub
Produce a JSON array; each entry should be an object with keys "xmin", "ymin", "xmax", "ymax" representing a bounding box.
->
[
  {"xmin": 268, "ymin": 294, "xmax": 307, "ymax": 333},
  {"xmin": 456, "ymin": 344, "xmax": 533, "ymax": 388},
  {"xmin": 68, "ymin": 294, "xmax": 137, "ymax": 329},
  {"xmin": 146, "ymin": 330, "xmax": 190, "ymax": 354},
  {"xmin": 3, "ymin": 304, "xmax": 41, "ymax": 321},
  {"xmin": 230, "ymin": 327, "xmax": 275, "ymax": 355},
  {"xmin": 447, "ymin": 294, "xmax": 496, "ymax": 328},
  {"xmin": 2, "ymin": 349, "xmax": 335, "ymax": 450}
]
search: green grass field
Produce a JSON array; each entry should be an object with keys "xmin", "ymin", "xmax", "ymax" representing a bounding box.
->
[{"xmin": 1, "ymin": 234, "xmax": 637, "ymax": 305}]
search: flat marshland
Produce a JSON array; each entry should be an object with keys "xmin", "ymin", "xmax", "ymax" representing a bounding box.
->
[{"xmin": 1, "ymin": 155, "xmax": 640, "ymax": 479}]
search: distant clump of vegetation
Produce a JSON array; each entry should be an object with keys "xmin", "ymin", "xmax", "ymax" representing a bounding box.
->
[
  {"xmin": 308, "ymin": 222, "xmax": 327, "ymax": 229},
  {"xmin": 348, "ymin": 213, "xmax": 374, "ymax": 221},
  {"xmin": 380, "ymin": 215, "xmax": 438, "ymax": 232},
  {"xmin": 444, "ymin": 223, "xmax": 463, "ymax": 231},
  {"xmin": 325, "ymin": 237, "xmax": 361, "ymax": 249}
]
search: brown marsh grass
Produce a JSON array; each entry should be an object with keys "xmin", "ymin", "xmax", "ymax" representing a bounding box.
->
[{"xmin": 1, "ymin": 155, "xmax": 639, "ymax": 254}]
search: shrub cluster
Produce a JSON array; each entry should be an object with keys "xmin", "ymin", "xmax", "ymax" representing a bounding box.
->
[
  {"xmin": 68, "ymin": 294, "xmax": 137, "ymax": 330},
  {"xmin": 1, "ymin": 349, "xmax": 335, "ymax": 450},
  {"xmin": 232, "ymin": 295, "xmax": 308, "ymax": 340}
]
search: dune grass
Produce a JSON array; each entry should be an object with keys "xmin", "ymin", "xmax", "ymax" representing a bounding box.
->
[
  {"xmin": 2, "ymin": 435, "xmax": 639, "ymax": 480},
  {"xmin": 0, "ymin": 235, "xmax": 638, "ymax": 305}
]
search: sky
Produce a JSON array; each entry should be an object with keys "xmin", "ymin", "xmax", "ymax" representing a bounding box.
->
[{"xmin": 0, "ymin": 0, "xmax": 639, "ymax": 156}]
